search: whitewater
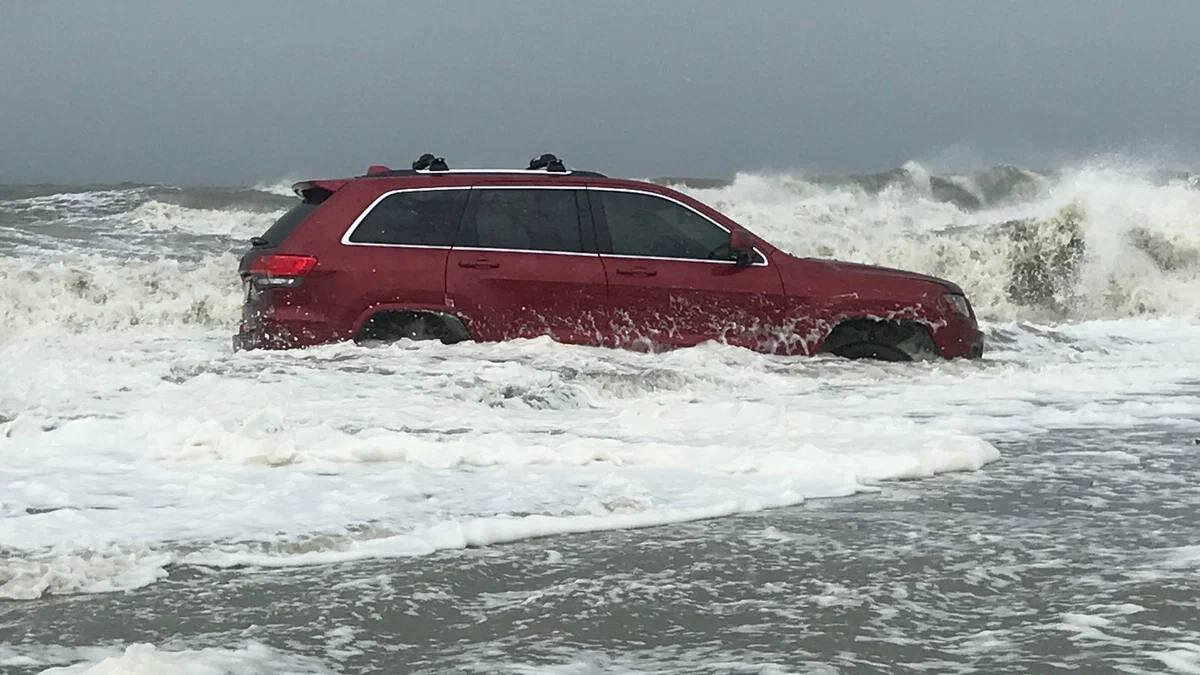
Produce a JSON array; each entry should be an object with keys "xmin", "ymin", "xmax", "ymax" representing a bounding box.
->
[{"xmin": 3, "ymin": 162, "xmax": 1200, "ymax": 673}]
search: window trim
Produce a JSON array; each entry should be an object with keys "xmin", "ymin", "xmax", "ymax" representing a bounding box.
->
[
  {"xmin": 340, "ymin": 185, "xmax": 601, "ymax": 257},
  {"xmin": 589, "ymin": 187, "xmax": 768, "ymax": 267},
  {"xmin": 340, "ymin": 186, "xmax": 470, "ymax": 249}
]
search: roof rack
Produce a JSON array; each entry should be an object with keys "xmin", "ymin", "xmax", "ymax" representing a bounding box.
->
[
  {"xmin": 527, "ymin": 153, "xmax": 567, "ymax": 172},
  {"xmin": 360, "ymin": 152, "xmax": 606, "ymax": 178},
  {"xmin": 411, "ymin": 153, "xmax": 449, "ymax": 171}
]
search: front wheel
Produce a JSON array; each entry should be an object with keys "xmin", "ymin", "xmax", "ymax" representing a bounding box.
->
[{"xmin": 820, "ymin": 319, "xmax": 938, "ymax": 361}]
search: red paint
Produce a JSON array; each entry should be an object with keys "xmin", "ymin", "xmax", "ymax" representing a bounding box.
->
[
  {"xmin": 236, "ymin": 171, "xmax": 984, "ymax": 359},
  {"xmin": 601, "ymin": 256, "xmax": 787, "ymax": 351},
  {"xmin": 446, "ymin": 249, "xmax": 609, "ymax": 344}
]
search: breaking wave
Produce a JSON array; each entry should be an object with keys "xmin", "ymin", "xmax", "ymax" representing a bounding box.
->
[
  {"xmin": 674, "ymin": 162, "xmax": 1200, "ymax": 320},
  {"xmin": 126, "ymin": 200, "xmax": 279, "ymax": 238},
  {"xmin": 0, "ymin": 254, "xmax": 240, "ymax": 335},
  {"xmin": 1, "ymin": 160, "xmax": 1197, "ymax": 334}
]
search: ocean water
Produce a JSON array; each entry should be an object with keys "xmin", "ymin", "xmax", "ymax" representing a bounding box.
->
[{"xmin": 2, "ymin": 163, "xmax": 1199, "ymax": 673}]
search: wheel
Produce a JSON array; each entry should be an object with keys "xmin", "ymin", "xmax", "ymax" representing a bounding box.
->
[
  {"xmin": 355, "ymin": 311, "xmax": 470, "ymax": 345},
  {"xmin": 830, "ymin": 341, "xmax": 912, "ymax": 362},
  {"xmin": 822, "ymin": 319, "xmax": 938, "ymax": 361},
  {"xmin": 398, "ymin": 314, "xmax": 439, "ymax": 341}
]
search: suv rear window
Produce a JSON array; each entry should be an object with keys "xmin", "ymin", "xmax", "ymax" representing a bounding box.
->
[
  {"xmin": 258, "ymin": 203, "xmax": 318, "ymax": 247},
  {"xmin": 348, "ymin": 189, "xmax": 467, "ymax": 246}
]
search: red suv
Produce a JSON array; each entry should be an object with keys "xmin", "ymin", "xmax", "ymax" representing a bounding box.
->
[{"xmin": 236, "ymin": 154, "xmax": 983, "ymax": 360}]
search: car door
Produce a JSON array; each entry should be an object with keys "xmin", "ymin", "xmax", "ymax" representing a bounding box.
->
[
  {"xmin": 334, "ymin": 184, "xmax": 470, "ymax": 329},
  {"xmin": 591, "ymin": 187, "xmax": 787, "ymax": 351},
  {"xmin": 445, "ymin": 186, "xmax": 608, "ymax": 344}
]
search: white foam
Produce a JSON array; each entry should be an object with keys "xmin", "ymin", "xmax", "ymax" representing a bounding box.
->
[
  {"xmin": 495, "ymin": 650, "xmax": 800, "ymax": 675},
  {"xmin": 0, "ymin": 549, "xmax": 169, "ymax": 600},
  {"xmin": 0, "ymin": 253, "xmax": 240, "ymax": 335},
  {"xmin": 127, "ymin": 200, "xmax": 281, "ymax": 238},
  {"xmin": 250, "ymin": 178, "xmax": 300, "ymax": 197},
  {"xmin": 0, "ymin": 188, "xmax": 144, "ymax": 219},
  {"xmin": 38, "ymin": 642, "xmax": 332, "ymax": 674},
  {"xmin": 6, "ymin": 316, "xmax": 1198, "ymax": 595},
  {"xmin": 0, "ymin": 329, "xmax": 1016, "ymax": 595},
  {"xmin": 1153, "ymin": 643, "xmax": 1200, "ymax": 675},
  {"xmin": 1057, "ymin": 612, "xmax": 1117, "ymax": 641},
  {"xmin": 1164, "ymin": 545, "xmax": 1200, "ymax": 569}
]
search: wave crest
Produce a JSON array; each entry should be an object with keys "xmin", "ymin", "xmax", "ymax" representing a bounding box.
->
[
  {"xmin": 127, "ymin": 200, "xmax": 279, "ymax": 238},
  {"xmin": 677, "ymin": 164, "xmax": 1200, "ymax": 320},
  {"xmin": 0, "ymin": 255, "xmax": 240, "ymax": 335}
]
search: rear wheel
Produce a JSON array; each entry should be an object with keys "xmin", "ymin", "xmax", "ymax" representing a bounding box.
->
[
  {"xmin": 830, "ymin": 341, "xmax": 911, "ymax": 362},
  {"xmin": 355, "ymin": 311, "xmax": 469, "ymax": 345}
]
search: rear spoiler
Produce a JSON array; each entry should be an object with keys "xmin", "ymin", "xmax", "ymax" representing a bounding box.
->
[{"xmin": 291, "ymin": 179, "xmax": 348, "ymax": 202}]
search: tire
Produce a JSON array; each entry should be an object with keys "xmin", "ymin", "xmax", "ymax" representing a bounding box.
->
[
  {"xmin": 396, "ymin": 314, "xmax": 439, "ymax": 341},
  {"xmin": 821, "ymin": 319, "xmax": 937, "ymax": 361},
  {"xmin": 831, "ymin": 341, "xmax": 912, "ymax": 362},
  {"xmin": 355, "ymin": 311, "xmax": 468, "ymax": 345}
]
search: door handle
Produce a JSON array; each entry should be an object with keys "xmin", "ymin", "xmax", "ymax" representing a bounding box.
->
[
  {"xmin": 458, "ymin": 258, "xmax": 500, "ymax": 269},
  {"xmin": 615, "ymin": 266, "xmax": 657, "ymax": 277}
]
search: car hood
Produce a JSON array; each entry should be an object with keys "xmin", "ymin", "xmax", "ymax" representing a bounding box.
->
[{"xmin": 814, "ymin": 259, "xmax": 965, "ymax": 295}]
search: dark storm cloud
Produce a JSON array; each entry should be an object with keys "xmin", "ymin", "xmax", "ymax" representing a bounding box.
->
[{"xmin": 1, "ymin": 1, "xmax": 1198, "ymax": 184}]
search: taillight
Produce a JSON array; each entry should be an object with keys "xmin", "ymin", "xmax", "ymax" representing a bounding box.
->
[{"xmin": 248, "ymin": 254, "xmax": 317, "ymax": 288}]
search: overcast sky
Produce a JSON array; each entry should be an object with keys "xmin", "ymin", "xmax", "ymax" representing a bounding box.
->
[{"xmin": 2, "ymin": 1, "xmax": 1198, "ymax": 185}]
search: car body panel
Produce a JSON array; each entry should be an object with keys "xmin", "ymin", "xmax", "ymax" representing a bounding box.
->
[
  {"xmin": 597, "ymin": 254, "xmax": 789, "ymax": 351},
  {"xmin": 446, "ymin": 248, "xmax": 609, "ymax": 344}
]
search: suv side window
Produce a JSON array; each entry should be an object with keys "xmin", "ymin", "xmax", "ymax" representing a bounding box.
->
[
  {"xmin": 465, "ymin": 189, "xmax": 583, "ymax": 252},
  {"xmin": 348, "ymin": 189, "xmax": 468, "ymax": 246},
  {"xmin": 599, "ymin": 190, "xmax": 742, "ymax": 261}
]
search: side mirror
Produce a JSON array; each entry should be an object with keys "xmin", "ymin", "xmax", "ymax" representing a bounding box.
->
[{"xmin": 729, "ymin": 230, "xmax": 756, "ymax": 267}]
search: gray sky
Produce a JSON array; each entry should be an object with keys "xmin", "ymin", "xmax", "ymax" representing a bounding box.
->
[{"xmin": 2, "ymin": 1, "xmax": 1198, "ymax": 185}]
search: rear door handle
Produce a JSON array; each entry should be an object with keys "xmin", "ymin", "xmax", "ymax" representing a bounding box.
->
[
  {"xmin": 615, "ymin": 266, "xmax": 657, "ymax": 277},
  {"xmin": 458, "ymin": 258, "xmax": 500, "ymax": 269}
]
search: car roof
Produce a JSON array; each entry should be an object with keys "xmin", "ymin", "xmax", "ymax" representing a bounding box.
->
[
  {"xmin": 289, "ymin": 167, "xmax": 675, "ymax": 199},
  {"xmin": 361, "ymin": 167, "xmax": 608, "ymax": 179}
]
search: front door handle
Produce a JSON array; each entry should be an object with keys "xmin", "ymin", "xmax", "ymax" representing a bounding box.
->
[
  {"xmin": 615, "ymin": 266, "xmax": 657, "ymax": 277},
  {"xmin": 458, "ymin": 258, "xmax": 500, "ymax": 269}
]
